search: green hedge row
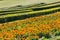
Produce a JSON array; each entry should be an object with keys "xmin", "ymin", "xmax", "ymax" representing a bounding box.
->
[
  {"xmin": 0, "ymin": 9, "xmax": 60, "ymax": 23},
  {"xmin": 0, "ymin": 4, "xmax": 60, "ymax": 16}
]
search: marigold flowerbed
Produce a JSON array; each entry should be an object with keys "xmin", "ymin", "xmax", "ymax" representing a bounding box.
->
[{"xmin": 0, "ymin": 12, "xmax": 60, "ymax": 40}]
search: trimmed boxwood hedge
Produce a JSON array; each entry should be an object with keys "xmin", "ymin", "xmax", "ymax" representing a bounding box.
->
[
  {"xmin": 0, "ymin": 9, "xmax": 60, "ymax": 23},
  {"xmin": 32, "ymin": 5, "xmax": 60, "ymax": 11}
]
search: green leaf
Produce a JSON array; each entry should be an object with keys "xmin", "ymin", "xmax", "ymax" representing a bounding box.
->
[
  {"xmin": 31, "ymin": 38, "xmax": 37, "ymax": 40},
  {"xmin": 0, "ymin": 38, "xmax": 3, "ymax": 40}
]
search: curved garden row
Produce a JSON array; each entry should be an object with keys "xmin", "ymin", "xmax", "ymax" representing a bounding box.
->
[
  {"xmin": 0, "ymin": 6, "xmax": 60, "ymax": 23},
  {"xmin": 0, "ymin": 12, "xmax": 60, "ymax": 40}
]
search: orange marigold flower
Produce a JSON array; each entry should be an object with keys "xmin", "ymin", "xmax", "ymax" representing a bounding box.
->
[
  {"xmin": 0, "ymin": 33, "xmax": 3, "ymax": 38},
  {"xmin": 4, "ymin": 38, "xmax": 10, "ymax": 40}
]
